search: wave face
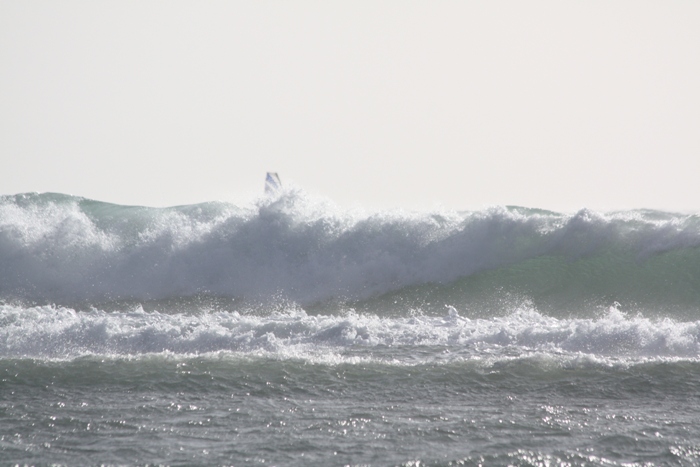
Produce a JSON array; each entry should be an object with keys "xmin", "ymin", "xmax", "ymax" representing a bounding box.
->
[{"xmin": 1, "ymin": 191, "xmax": 700, "ymax": 315}]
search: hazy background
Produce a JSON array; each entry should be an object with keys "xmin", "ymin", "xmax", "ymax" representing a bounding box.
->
[{"xmin": 1, "ymin": 1, "xmax": 699, "ymax": 212}]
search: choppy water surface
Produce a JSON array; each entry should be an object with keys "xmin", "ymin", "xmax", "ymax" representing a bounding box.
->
[{"xmin": 2, "ymin": 191, "xmax": 700, "ymax": 465}]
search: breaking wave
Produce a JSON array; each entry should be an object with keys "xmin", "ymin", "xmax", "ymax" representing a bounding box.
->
[
  {"xmin": 2, "ymin": 303, "xmax": 699, "ymax": 364},
  {"xmin": 1, "ymin": 190, "xmax": 700, "ymax": 315}
]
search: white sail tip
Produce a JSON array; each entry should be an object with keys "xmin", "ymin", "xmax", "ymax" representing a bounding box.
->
[{"xmin": 265, "ymin": 172, "xmax": 282, "ymax": 195}]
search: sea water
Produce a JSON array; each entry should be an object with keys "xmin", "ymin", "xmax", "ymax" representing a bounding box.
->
[{"xmin": 2, "ymin": 190, "xmax": 700, "ymax": 466}]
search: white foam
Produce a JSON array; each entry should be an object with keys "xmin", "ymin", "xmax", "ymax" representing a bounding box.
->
[{"xmin": 2, "ymin": 303, "xmax": 699, "ymax": 364}]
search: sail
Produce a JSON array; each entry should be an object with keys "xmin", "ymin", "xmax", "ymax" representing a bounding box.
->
[{"xmin": 265, "ymin": 172, "xmax": 282, "ymax": 194}]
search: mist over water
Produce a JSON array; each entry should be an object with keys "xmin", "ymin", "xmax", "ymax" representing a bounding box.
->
[{"xmin": 2, "ymin": 190, "xmax": 700, "ymax": 465}]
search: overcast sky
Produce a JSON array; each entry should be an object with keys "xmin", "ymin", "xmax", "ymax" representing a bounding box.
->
[{"xmin": 1, "ymin": 1, "xmax": 699, "ymax": 212}]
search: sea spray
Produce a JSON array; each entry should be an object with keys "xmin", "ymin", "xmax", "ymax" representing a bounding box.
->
[{"xmin": 1, "ymin": 191, "xmax": 700, "ymax": 312}]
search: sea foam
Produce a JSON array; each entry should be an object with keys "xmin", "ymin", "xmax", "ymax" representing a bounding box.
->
[{"xmin": 2, "ymin": 303, "xmax": 699, "ymax": 363}]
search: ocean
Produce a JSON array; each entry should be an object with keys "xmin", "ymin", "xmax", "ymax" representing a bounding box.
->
[{"xmin": 2, "ymin": 190, "xmax": 700, "ymax": 466}]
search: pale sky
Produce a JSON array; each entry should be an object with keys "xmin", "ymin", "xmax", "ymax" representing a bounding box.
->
[{"xmin": 1, "ymin": 1, "xmax": 699, "ymax": 212}]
